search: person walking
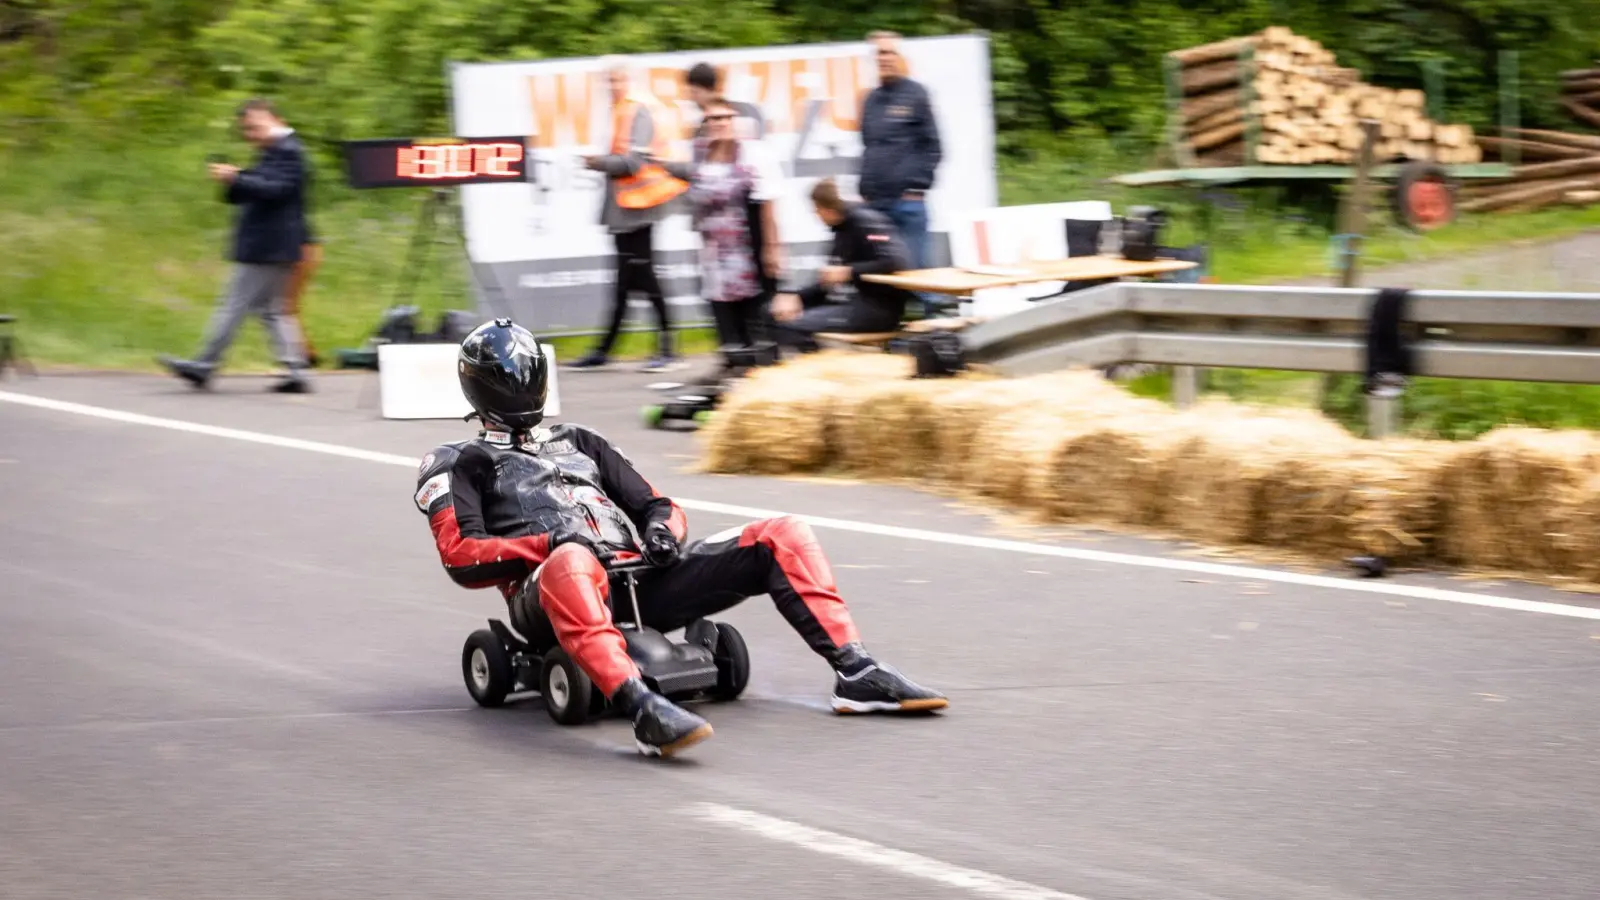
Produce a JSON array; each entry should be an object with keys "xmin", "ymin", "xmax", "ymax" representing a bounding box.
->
[
  {"xmin": 159, "ymin": 98, "xmax": 313, "ymax": 392},
  {"xmin": 857, "ymin": 30, "xmax": 943, "ymax": 317},
  {"xmin": 570, "ymin": 56, "xmax": 688, "ymax": 373},
  {"xmin": 281, "ymin": 223, "xmax": 322, "ymax": 368},
  {"xmin": 658, "ymin": 96, "xmax": 785, "ymax": 372}
]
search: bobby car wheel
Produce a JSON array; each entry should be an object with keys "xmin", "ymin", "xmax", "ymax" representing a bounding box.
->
[
  {"xmin": 463, "ymin": 630, "xmax": 515, "ymax": 708},
  {"xmin": 711, "ymin": 622, "xmax": 750, "ymax": 701},
  {"xmin": 540, "ymin": 648, "xmax": 596, "ymax": 725}
]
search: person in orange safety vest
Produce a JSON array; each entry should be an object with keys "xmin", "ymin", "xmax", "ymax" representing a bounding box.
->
[{"xmin": 573, "ymin": 56, "xmax": 689, "ymax": 374}]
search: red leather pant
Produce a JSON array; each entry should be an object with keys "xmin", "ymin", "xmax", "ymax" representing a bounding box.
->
[{"xmin": 513, "ymin": 516, "xmax": 861, "ymax": 697}]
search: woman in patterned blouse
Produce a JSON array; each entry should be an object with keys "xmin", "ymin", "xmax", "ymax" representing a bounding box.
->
[{"xmin": 661, "ymin": 96, "xmax": 785, "ymax": 366}]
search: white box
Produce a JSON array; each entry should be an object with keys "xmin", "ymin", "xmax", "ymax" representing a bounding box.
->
[{"xmin": 377, "ymin": 342, "xmax": 560, "ymax": 420}]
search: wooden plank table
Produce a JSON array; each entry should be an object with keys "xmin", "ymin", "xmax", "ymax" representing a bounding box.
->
[{"xmin": 860, "ymin": 255, "xmax": 1199, "ymax": 297}]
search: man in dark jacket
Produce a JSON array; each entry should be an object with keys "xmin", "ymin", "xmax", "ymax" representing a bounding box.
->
[
  {"xmin": 160, "ymin": 98, "xmax": 312, "ymax": 392},
  {"xmin": 771, "ymin": 178, "xmax": 916, "ymax": 352},
  {"xmin": 858, "ymin": 30, "xmax": 942, "ymax": 316}
]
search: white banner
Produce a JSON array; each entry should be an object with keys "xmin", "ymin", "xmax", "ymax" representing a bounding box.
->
[{"xmin": 446, "ymin": 35, "xmax": 996, "ymax": 333}]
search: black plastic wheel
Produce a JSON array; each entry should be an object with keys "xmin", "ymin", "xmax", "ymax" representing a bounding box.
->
[
  {"xmin": 540, "ymin": 648, "xmax": 595, "ymax": 725},
  {"xmin": 711, "ymin": 622, "xmax": 750, "ymax": 701},
  {"xmin": 463, "ymin": 630, "xmax": 514, "ymax": 708}
]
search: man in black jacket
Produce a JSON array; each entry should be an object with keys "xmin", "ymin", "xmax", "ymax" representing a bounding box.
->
[
  {"xmin": 160, "ymin": 98, "xmax": 312, "ymax": 393},
  {"xmin": 770, "ymin": 178, "xmax": 915, "ymax": 352},
  {"xmin": 858, "ymin": 30, "xmax": 942, "ymax": 316}
]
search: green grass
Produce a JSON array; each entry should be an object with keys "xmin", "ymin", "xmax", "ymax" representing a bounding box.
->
[
  {"xmin": 0, "ymin": 139, "xmax": 722, "ymax": 373},
  {"xmin": 1124, "ymin": 367, "xmax": 1600, "ymax": 440}
]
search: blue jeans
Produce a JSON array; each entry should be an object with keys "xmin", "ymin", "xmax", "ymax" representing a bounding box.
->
[{"xmin": 873, "ymin": 197, "xmax": 939, "ymax": 318}]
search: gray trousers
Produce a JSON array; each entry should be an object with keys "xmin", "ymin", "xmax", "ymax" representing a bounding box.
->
[{"xmin": 195, "ymin": 263, "xmax": 308, "ymax": 373}]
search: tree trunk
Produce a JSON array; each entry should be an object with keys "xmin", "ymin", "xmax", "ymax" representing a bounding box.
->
[
  {"xmin": 1563, "ymin": 97, "xmax": 1600, "ymax": 129},
  {"xmin": 1508, "ymin": 127, "xmax": 1600, "ymax": 152},
  {"xmin": 1180, "ymin": 58, "xmax": 1244, "ymax": 95},
  {"xmin": 1192, "ymin": 120, "xmax": 1246, "ymax": 151},
  {"xmin": 1169, "ymin": 35, "xmax": 1261, "ymax": 68},
  {"xmin": 1186, "ymin": 104, "xmax": 1245, "ymax": 137},
  {"xmin": 1181, "ymin": 88, "xmax": 1242, "ymax": 125},
  {"xmin": 1477, "ymin": 136, "xmax": 1594, "ymax": 162}
]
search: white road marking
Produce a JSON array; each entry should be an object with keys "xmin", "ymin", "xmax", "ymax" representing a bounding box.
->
[
  {"xmin": 5, "ymin": 389, "xmax": 1600, "ymax": 622},
  {"xmin": 690, "ymin": 802, "xmax": 1089, "ymax": 900},
  {"xmin": 0, "ymin": 706, "xmax": 476, "ymax": 735}
]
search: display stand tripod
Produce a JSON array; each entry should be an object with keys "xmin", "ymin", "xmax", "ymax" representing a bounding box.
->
[
  {"xmin": 339, "ymin": 188, "xmax": 512, "ymax": 371},
  {"xmin": 347, "ymin": 189, "xmax": 513, "ymax": 412}
]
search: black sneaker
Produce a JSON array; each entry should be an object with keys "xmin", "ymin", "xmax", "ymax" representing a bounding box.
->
[
  {"xmin": 830, "ymin": 658, "xmax": 949, "ymax": 714},
  {"xmin": 158, "ymin": 355, "xmax": 211, "ymax": 389},
  {"xmin": 568, "ymin": 354, "xmax": 610, "ymax": 371},
  {"xmin": 638, "ymin": 355, "xmax": 688, "ymax": 374},
  {"xmin": 613, "ymin": 678, "xmax": 713, "ymax": 757}
]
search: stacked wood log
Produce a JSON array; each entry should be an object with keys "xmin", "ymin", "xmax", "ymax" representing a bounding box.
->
[
  {"xmin": 1560, "ymin": 64, "xmax": 1600, "ymax": 130},
  {"xmin": 1459, "ymin": 127, "xmax": 1600, "ymax": 213},
  {"xmin": 1169, "ymin": 26, "xmax": 1483, "ymax": 167}
]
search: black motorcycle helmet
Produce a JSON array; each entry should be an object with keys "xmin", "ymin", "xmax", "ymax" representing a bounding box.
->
[{"xmin": 457, "ymin": 318, "xmax": 550, "ymax": 431}]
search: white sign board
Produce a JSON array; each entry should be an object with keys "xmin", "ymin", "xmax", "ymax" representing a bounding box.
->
[
  {"xmin": 947, "ymin": 201, "xmax": 1114, "ymax": 318},
  {"xmin": 378, "ymin": 343, "xmax": 561, "ymax": 421},
  {"xmin": 446, "ymin": 34, "xmax": 996, "ymax": 334}
]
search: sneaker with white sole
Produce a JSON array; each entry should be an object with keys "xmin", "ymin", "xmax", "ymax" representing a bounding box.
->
[{"xmin": 830, "ymin": 657, "xmax": 948, "ymax": 714}]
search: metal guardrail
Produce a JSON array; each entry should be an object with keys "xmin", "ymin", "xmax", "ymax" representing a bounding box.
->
[{"xmin": 959, "ymin": 283, "xmax": 1600, "ymax": 436}]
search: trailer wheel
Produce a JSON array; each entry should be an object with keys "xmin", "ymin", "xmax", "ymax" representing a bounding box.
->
[{"xmin": 1393, "ymin": 160, "xmax": 1457, "ymax": 232}]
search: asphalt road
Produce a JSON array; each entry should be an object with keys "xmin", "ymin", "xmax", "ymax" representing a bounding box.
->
[{"xmin": 3, "ymin": 365, "xmax": 1599, "ymax": 900}]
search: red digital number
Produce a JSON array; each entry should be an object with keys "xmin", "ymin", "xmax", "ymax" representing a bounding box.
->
[
  {"xmin": 396, "ymin": 141, "xmax": 522, "ymax": 181},
  {"xmin": 423, "ymin": 146, "xmax": 448, "ymax": 179},
  {"xmin": 481, "ymin": 142, "xmax": 524, "ymax": 176},
  {"xmin": 444, "ymin": 144, "xmax": 474, "ymax": 178}
]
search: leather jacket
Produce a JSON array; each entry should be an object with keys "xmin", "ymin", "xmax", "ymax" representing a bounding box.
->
[{"xmin": 414, "ymin": 423, "xmax": 687, "ymax": 591}]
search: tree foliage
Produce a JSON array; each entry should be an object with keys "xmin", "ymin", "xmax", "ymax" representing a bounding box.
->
[{"xmin": 2, "ymin": 0, "xmax": 1597, "ymax": 158}]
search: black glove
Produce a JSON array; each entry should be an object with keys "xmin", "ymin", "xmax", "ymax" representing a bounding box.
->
[{"xmin": 641, "ymin": 522, "xmax": 681, "ymax": 568}]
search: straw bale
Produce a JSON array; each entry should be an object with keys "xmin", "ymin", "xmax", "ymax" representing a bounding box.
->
[
  {"xmin": 1046, "ymin": 414, "xmax": 1190, "ymax": 528},
  {"xmin": 699, "ymin": 352, "xmax": 1600, "ymax": 587},
  {"xmin": 1249, "ymin": 439, "xmax": 1455, "ymax": 561},
  {"xmin": 832, "ymin": 378, "xmax": 948, "ymax": 480},
  {"xmin": 959, "ymin": 405, "xmax": 1086, "ymax": 507},
  {"xmin": 698, "ymin": 352, "xmax": 916, "ymax": 474},
  {"xmin": 1567, "ymin": 474, "xmax": 1600, "ymax": 584},
  {"xmin": 932, "ymin": 371, "xmax": 1143, "ymax": 486},
  {"xmin": 1435, "ymin": 427, "xmax": 1600, "ymax": 576},
  {"xmin": 1162, "ymin": 402, "xmax": 1360, "ymax": 546}
]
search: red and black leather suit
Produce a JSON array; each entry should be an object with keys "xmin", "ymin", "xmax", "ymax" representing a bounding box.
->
[{"xmin": 414, "ymin": 423, "xmax": 861, "ymax": 697}]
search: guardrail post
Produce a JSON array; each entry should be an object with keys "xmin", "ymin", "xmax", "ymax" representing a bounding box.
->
[
  {"xmin": 1366, "ymin": 393, "xmax": 1399, "ymax": 438},
  {"xmin": 1173, "ymin": 365, "xmax": 1199, "ymax": 409}
]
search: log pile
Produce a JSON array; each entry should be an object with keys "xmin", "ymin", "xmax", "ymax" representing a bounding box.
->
[
  {"xmin": 1169, "ymin": 26, "xmax": 1483, "ymax": 167},
  {"xmin": 1560, "ymin": 64, "xmax": 1600, "ymax": 130},
  {"xmin": 1460, "ymin": 127, "xmax": 1600, "ymax": 213}
]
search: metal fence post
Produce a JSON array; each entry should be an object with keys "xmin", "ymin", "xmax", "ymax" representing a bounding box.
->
[
  {"xmin": 1173, "ymin": 365, "xmax": 1199, "ymax": 409},
  {"xmin": 1367, "ymin": 392, "xmax": 1399, "ymax": 438}
]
